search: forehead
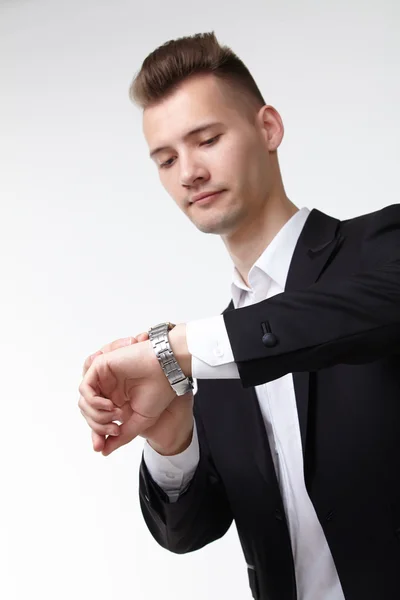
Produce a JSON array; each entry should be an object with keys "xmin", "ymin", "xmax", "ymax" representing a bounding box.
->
[{"xmin": 142, "ymin": 75, "xmax": 238, "ymax": 148}]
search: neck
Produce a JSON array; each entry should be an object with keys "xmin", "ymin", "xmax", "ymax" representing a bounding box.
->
[{"xmin": 222, "ymin": 193, "xmax": 299, "ymax": 287}]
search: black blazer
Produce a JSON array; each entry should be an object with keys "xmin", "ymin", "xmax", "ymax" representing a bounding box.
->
[{"xmin": 139, "ymin": 204, "xmax": 400, "ymax": 600}]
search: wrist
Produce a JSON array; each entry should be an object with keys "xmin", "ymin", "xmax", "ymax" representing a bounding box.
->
[
  {"xmin": 148, "ymin": 426, "xmax": 194, "ymax": 456},
  {"xmin": 168, "ymin": 323, "xmax": 192, "ymax": 377}
]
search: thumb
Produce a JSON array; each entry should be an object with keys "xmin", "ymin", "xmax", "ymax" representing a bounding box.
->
[
  {"xmin": 92, "ymin": 430, "xmax": 105, "ymax": 452},
  {"xmin": 101, "ymin": 426, "xmax": 135, "ymax": 456},
  {"xmin": 101, "ymin": 412, "xmax": 155, "ymax": 456}
]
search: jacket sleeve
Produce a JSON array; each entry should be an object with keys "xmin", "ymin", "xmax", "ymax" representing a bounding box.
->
[
  {"xmin": 138, "ymin": 398, "xmax": 233, "ymax": 554},
  {"xmin": 142, "ymin": 419, "xmax": 200, "ymax": 503},
  {"xmin": 223, "ymin": 204, "xmax": 400, "ymax": 387}
]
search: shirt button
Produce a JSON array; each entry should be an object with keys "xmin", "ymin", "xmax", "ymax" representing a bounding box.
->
[
  {"xmin": 165, "ymin": 472, "xmax": 176, "ymax": 479},
  {"xmin": 214, "ymin": 346, "xmax": 224, "ymax": 357}
]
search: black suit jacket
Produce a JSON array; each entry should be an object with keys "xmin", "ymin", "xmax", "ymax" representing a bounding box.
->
[{"xmin": 139, "ymin": 204, "xmax": 400, "ymax": 600}]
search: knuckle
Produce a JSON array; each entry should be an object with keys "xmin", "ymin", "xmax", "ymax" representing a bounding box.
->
[
  {"xmin": 94, "ymin": 424, "xmax": 107, "ymax": 435},
  {"xmin": 100, "ymin": 413, "xmax": 113, "ymax": 424}
]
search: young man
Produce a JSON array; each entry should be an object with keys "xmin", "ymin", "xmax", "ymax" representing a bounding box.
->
[{"xmin": 78, "ymin": 32, "xmax": 400, "ymax": 600}]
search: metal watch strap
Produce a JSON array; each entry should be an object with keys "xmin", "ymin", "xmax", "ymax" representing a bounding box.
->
[{"xmin": 148, "ymin": 322, "xmax": 194, "ymax": 396}]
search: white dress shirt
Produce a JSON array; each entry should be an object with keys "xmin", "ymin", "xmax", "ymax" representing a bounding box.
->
[{"xmin": 143, "ymin": 207, "xmax": 345, "ymax": 600}]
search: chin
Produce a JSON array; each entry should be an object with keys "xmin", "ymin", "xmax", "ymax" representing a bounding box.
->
[{"xmin": 193, "ymin": 217, "xmax": 233, "ymax": 236}]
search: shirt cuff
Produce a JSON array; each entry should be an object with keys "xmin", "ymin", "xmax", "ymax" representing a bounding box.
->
[
  {"xmin": 142, "ymin": 418, "xmax": 200, "ymax": 502},
  {"xmin": 186, "ymin": 315, "xmax": 240, "ymax": 379}
]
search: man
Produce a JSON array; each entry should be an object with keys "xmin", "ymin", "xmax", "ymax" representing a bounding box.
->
[{"xmin": 78, "ymin": 31, "xmax": 400, "ymax": 600}]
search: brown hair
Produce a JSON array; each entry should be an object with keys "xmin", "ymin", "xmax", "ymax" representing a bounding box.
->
[{"xmin": 129, "ymin": 31, "xmax": 266, "ymax": 118}]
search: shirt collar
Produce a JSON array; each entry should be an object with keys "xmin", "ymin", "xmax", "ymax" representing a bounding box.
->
[{"xmin": 231, "ymin": 207, "xmax": 311, "ymax": 306}]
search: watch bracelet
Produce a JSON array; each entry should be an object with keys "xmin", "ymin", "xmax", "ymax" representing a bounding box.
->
[{"xmin": 149, "ymin": 323, "xmax": 193, "ymax": 395}]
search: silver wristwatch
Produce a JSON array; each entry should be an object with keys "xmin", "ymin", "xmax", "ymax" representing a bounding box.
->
[{"xmin": 148, "ymin": 322, "xmax": 194, "ymax": 396}]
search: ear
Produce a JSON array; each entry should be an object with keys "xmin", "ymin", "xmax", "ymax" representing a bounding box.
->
[{"xmin": 258, "ymin": 105, "xmax": 284, "ymax": 152}]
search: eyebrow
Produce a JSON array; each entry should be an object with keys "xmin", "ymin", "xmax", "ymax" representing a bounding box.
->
[{"xmin": 149, "ymin": 121, "xmax": 224, "ymax": 159}]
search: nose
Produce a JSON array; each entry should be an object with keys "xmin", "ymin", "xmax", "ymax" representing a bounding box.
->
[{"xmin": 179, "ymin": 156, "xmax": 210, "ymax": 188}]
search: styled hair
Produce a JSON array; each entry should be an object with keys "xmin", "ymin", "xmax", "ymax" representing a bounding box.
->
[{"xmin": 129, "ymin": 31, "xmax": 266, "ymax": 117}]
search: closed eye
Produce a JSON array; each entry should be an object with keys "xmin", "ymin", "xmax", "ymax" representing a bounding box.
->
[
  {"xmin": 159, "ymin": 135, "xmax": 221, "ymax": 169},
  {"xmin": 200, "ymin": 135, "xmax": 221, "ymax": 146}
]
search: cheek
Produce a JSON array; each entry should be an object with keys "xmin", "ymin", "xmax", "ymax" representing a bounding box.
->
[
  {"xmin": 159, "ymin": 171, "xmax": 175, "ymax": 191},
  {"xmin": 220, "ymin": 140, "xmax": 255, "ymax": 185},
  {"xmin": 216, "ymin": 140, "xmax": 247, "ymax": 176},
  {"xmin": 158, "ymin": 173, "xmax": 179, "ymax": 202}
]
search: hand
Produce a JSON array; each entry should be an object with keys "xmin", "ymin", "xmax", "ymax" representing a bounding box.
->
[
  {"xmin": 79, "ymin": 333, "xmax": 147, "ymax": 453},
  {"xmin": 79, "ymin": 334, "xmax": 194, "ymax": 456}
]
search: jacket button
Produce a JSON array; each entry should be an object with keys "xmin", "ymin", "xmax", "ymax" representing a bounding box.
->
[
  {"xmin": 262, "ymin": 333, "xmax": 278, "ymax": 347},
  {"xmin": 275, "ymin": 508, "xmax": 283, "ymax": 521}
]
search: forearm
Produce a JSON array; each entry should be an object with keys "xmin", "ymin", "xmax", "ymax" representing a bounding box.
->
[
  {"xmin": 143, "ymin": 420, "xmax": 199, "ymax": 503},
  {"xmin": 168, "ymin": 323, "xmax": 192, "ymax": 377},
  {"xmin": 139, "ymin": 408, "xmax": 233, "ymax": 554},
  {"xmin": 224, "ymin": 259, "xmax": 400, "ymax": 386},
  {"xmin": 224, "ymin": 206, "xmax": 400, "ymax": 386},
  {"xmin": 147, "ymin": 425, "xmax": 194, "ymax": 456}
]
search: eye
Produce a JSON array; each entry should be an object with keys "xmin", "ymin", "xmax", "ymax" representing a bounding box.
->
[
  {"xmin": 201, "ymin": 135, "xmax": 221, "ymax": 146},
  {"xmin": 159, "ymin": 135, "xmax": 221, "ymax": 169},
  {"xmin": 159, "ymin": 158, "xmax": 174, "ymax": 169}
]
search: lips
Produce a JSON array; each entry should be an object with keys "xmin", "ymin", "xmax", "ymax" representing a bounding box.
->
[{"xmin": 191, "ymin": 190, "xmax": 225, "ymax": 204}]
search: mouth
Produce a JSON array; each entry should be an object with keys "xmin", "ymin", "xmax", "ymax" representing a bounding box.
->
[{"xmin": 191, "ymin": 190, "xmax": 225, "ymax": 206}]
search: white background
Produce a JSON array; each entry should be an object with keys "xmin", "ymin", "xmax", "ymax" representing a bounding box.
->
[{"xmin": 1, "ymin": 0, "xmax": 399, "ymax": 598}]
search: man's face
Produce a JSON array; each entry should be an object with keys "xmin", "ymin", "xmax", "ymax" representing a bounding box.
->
[{"xmin": 143, "ymin": 74, "xmax": 276, "ymax": 236}]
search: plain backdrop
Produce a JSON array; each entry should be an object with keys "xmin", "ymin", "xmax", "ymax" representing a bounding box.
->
[{"xmin": 1, "ymin": 0, "xmax": 399, "ymax": 598}]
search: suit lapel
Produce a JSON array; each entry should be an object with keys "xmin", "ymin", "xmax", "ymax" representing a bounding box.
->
[
  {"xmin": 222, "ymin": 208, "xmax": 344, "ymax": 484},
  {"xmin": 285, "ymin": 208, "xmax": 343, "ymax": 457}
]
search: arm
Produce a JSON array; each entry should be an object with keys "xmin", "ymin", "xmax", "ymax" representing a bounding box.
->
[
  {"xmin": 171, "ymin": 204, "xmax": 400, "ymax": 387},
  {"xmin": 139, "ymin": 400, "xmax": 233, "ymax": 554},
  {"xmin": 223, "ymin": 204, "xmax": 400, "ymax": 386},
  {"xmin": 142, "ymin": 418, "xmax": 200, "ymax": 503}
]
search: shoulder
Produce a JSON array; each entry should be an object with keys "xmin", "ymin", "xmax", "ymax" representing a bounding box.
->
[
  {"xmin": 342, "ymin": 203, "xmax": 400, "ymax": 230},
  {"xmin": 353, "ymin": 203, "xmax": 400, "ymax": 266},
  {"xmin": 338, "ymin": 203, "xmax": 400, "ymax": 245}
]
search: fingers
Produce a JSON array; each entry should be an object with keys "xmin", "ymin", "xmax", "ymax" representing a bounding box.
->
[
  {"xmin": 136, "ymin": 332, "xmax": 149, "ymax": 342},
  {"xmin": 79, "ymin": 394, "xmax": 115, "ymax": 412},
  {"xmin": 84, "ymin": 413, "xmax": 120, "ymax": 437},
  {"xmin": 82, "ymin": 350, "xmax": 103, "ymax": 377},
  {"xmin": 82, "ymin": 332, "xmax": 149, "ymax": 377},
  {"xmin": 92, "ymin": 430, "xmax": 106, "ymax": 452},
  {"xmin": 79, "ymin": 396, "xmax": 123, "ymax": 426},
  {"xmin": 101, "ymin": 423, "xmax": 135, "ymax": 456},
  {"xmin": 100, "ymin": 336, "xmax": 135, "ymax": 354},
  {"xmin": 79, "ymin": 393, "xmax": 134, "ymax": 438},
  {"xmin": 79, "ymin": 407, "xmax": 120, "ymax": 437},
  {"xmin": 80, "ymin": 331, "xmax": 150, "ymax": 454},
  {"xmin": 79, "ymin": 388, "xmax": 113, "ymax": 451},
  {"xmin": 82, "ymin": 336, "xmax": 139, "ymax": 377},
  {"xmin": 101, "ymin": 411, "xmax": 156, "ymax": 456}
]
